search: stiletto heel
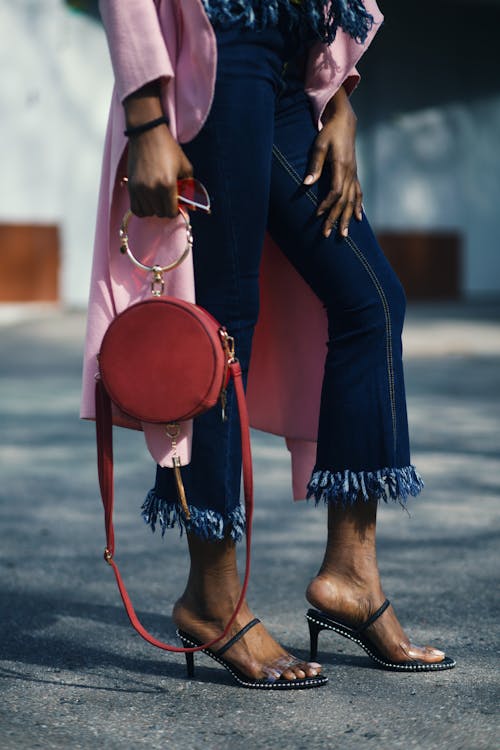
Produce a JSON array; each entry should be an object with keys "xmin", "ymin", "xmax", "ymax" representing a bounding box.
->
[
  {"xmin": 185, "ymin": 650, "xmax": 195, "ymax": 678},
  {"xmin": 306, "ymin": 601, "xmax": 456, "ymax": 672},
  {"xmin": 177, "ymin": 618, "xmax": 328, "ymax": 689}
]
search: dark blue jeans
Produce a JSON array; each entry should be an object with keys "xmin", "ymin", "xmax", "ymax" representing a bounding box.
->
[{"xmin": 142, "ymin": 22, "xmax": 424, "ymax": 540}]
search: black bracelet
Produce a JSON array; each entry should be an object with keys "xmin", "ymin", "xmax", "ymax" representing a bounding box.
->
[{"xmin": 124, "ymin": 115, "xmax": 169, "ymax": 138}]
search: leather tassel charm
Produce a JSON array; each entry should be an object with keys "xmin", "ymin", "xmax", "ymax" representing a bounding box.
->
[{"xmin": 172, "ymin": 456, "xmax": 191, "ymax": 520}]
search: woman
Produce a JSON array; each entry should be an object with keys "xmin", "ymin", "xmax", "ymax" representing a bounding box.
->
[{"xmin": 83, "ymin": 0, "xmax": 455, "ymax": 688}]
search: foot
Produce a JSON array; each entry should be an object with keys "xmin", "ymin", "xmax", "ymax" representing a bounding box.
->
[
  {"xmin": 306, "ymin": 574, "xmax": 446, "ymax": 664},
  {"xmin": 173, "ymin": 597, "xmax": 322, "ymax": 681}
]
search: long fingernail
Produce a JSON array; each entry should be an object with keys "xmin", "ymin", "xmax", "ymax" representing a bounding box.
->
[
  {"xmin": 341, "ymin": 227, "xmax": 348, "ymax": 237},
  {"xmin": 316, "ymin": 209, "xmax": 325, "ymax": 217},
  {"xmin": 303, "ymin": 174, "xmax": 315, "ymax": 185},
  {"xmin": 324, "ymin": 229, "xmax": 331, "ymax": 238}
]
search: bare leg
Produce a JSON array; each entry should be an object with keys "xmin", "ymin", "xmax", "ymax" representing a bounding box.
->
[
  {"xmin": 306, "ymin": 500, "xmax": 446, "ymax": 663},
  {"xmin": 173, "ymin": 534, "xmax": 322, "ymax": 680}
]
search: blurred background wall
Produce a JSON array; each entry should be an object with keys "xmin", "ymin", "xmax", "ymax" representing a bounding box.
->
[
  {"xmin": 0, "ymin": 0, "xmax": 499, "ymax": 306},
  {"xmin": 0, "ymin": 0, "xmax": 110, "ymax": 307},
  {"xmin": 355, "ymin": 0, "xmax": 500, "ymax": 300}
]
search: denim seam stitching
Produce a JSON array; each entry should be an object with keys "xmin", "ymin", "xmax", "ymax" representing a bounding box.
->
[
  {"xmin": 345, "ymin": 237, "xmax": 397, "ymax": 452},
  {"xmin": 271, "ymin": 142, "xmax": 398, "ymax": 453},
  {"xmin": 214, "ymin": 119, "xmax": 243, "ymax": 517},
  {"xmin": 272, "ymin": 144, "xmax": 318, "ymax": 207}
]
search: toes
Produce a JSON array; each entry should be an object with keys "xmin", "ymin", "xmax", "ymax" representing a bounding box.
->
[
  {"xmin": 279, "ymin": 660, "xmax": 321, "ymax": 681},
  {"xmin": 401, "ymin": 641, "xmax": 446, "ymax": 663},
  {"xmin": 272, "ymin": 657, "xmax": 300, "ymax": 681},
  {"xmin": 262, "ymin": 665, "xmax": 284, "ymax": 681},
  {"xmin": 265, "ymin": 656, "xmax": 321, "ymax": 682},
  {"xmin": 424, "ymin": 645, "xmax": 446, "ymax": 659},
  {"xmin": 295, "ymin": 661, "xmax": 321, "ymax": 677},
  {"xmin": 305, "ymin": 662, "xmax": 322, "ymax": 677}
]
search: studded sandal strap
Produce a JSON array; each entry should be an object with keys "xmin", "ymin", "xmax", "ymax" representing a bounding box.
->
[
  {"xmin": 355, "ymin": 599, "xmax": 391, "ymax": 634},
  {"xmin": 217, "ymin": 618, "xmax": 261, "ymax": 657}
]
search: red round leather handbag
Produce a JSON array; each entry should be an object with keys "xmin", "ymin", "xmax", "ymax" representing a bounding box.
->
[
  {"xmin": 95, "ymin": 207, "xmax": 253, "ymax": 654},
  {"xmin": 99, "ymin": 298, "xmax": 230, "ymax": 423}
]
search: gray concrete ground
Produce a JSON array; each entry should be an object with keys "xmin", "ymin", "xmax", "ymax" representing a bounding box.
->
[{"xmin": 0, "ymin": 302, "xmax": 499, "ymax": 750}]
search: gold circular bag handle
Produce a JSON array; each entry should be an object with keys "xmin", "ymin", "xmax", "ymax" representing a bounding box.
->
[{"xmin": 119, "ymin": 206, "xmax": 193, "ymax": 274}]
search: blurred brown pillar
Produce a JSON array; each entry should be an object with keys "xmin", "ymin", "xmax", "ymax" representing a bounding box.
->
[
  {"xmin": 377, "ymin": 231, "xmax": 462, "ymax": 300},
  {"xmin": 0, "ymin": 224, "xmax": 60, "ymax": 302}
]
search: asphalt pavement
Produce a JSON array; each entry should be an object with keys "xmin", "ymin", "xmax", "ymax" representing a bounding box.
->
[{"xmin": 0, "ymin": 301, "xmax": 499, "ymax": 750}]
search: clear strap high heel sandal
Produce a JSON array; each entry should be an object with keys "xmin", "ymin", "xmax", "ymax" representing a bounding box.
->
[
  {"xmin": 177, "ymin": 617, "xmax": 329, "ymax": 689},
  {"xmin": 307, "ymin": 599, "xmax": 456, "ymax": 672}
]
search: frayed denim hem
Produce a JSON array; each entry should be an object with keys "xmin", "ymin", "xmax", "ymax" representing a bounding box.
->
[
  {"xmin": 141, "ymin": 490, "xmax": 246, "ymax": 542},
  {"xmin": 306, "ymin": 465, "xmax": 424, "ymax": 507},
  {"xmin": 202, "ymin": 0, "xmax": 374, "ymax": 44}
]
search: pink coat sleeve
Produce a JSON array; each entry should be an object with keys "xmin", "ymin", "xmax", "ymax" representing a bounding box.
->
[
  {"xmin": 99, "ymin": 0, "xmax": 175, "ymax": 102},
  {"xmin": 305, "ymin": 0, "xmax": 384, "ymax": 127},
  {"xmin": 343, "ymin": 66, "xmax": 361, "ymax": 97}
]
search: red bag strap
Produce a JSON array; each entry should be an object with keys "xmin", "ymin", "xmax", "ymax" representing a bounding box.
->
[{"xmin": 95, "ymin": 360, "xmax": 253, "ymax": 653}]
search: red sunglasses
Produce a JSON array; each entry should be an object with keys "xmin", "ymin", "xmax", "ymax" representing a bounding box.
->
[{"xmin": 177, "ymin": 177, "xmax": 211, "ymax": 214}]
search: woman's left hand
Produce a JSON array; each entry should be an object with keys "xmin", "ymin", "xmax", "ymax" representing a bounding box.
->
[{"xmin": 303, "ymin": 86, "xmax": 363, "ymax": 238}]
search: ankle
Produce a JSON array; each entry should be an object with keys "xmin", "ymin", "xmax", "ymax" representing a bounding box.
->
[
  {"xmin": 175, "ymin": 557, "xmax": 250, "ymax": 627},
  {"xmin": 180, "ymin": 532, "xmax": 244, "ymax": 620},
  {"xmin": 318, "ymin": 555, "xmax": 380, "ymax": 588},
  {"xmin": 177, "ymin": 579, "xmax": 242, "ymax": 621}
]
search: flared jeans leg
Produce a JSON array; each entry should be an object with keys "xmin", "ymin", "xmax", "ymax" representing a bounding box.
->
[
  {"xmin": 143, "ymin": 27, "xmax": 423, "ymax": 541},
  {"xmin": 268, "ymin": 77, "xmax": 424, "ymax": 506},
  {"xmin": 143, "ymin": 27, "xmax": 285, "ymax": 539}
]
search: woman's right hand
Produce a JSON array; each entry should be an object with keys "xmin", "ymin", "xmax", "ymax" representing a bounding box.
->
[
  {"xmin": 123, "ymin": 81, "xmax": 193, "ymax": 218},
  {"xmin": 126, "ymin": 126, "xmax": 193, "ymax": 218}
]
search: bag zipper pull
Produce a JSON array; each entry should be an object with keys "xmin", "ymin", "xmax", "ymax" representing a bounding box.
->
[{"xmin": 172, "ymin": 457, "xmax": 190, "ymax": 520}]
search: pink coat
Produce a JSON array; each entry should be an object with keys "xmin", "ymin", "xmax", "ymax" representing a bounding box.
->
[{"xmin": 81, "ymin": 0, "xmax": 383, "ymax": 499}]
